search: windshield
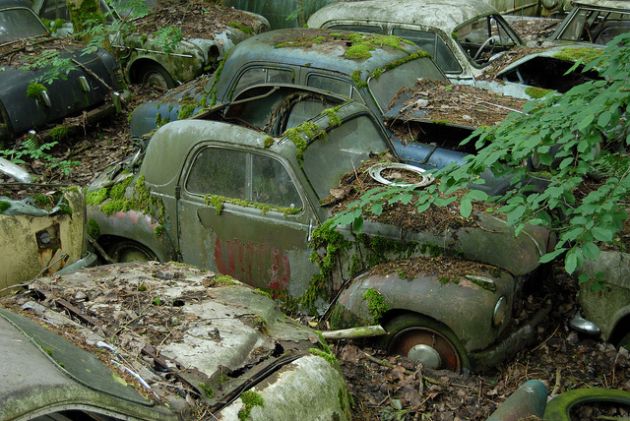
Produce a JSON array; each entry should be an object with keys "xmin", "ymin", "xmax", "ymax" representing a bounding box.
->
[
  {"xmin": 303, "ymin": 115, "xmax": 390, "ymax": 199},
  {"xmin": 0, "ymin": 8, "xmax": 47, "ymax": 43},
  {"xmin": 558, "ymin": 7, "xmax": 630, "ymax": 45},
  {"xmin": 453, "ymin": 14, "xmax": 520, "ymax": 68},
  {"xmin": 368, "ymin": 58, "xmax": 446, "ymax": 111}
]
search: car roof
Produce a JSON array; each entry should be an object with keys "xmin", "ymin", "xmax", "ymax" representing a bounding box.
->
[
  {"xmin": 308, "ymin": 0, "xmax": 499, "ymax": 33},
  {"xmin": 0, "ymin": 0, "xmax": 32, "ymax": 9},
  {"xmin": 571, "ymin": 0, "xmax": 630, "ymax": 9},
  {"xmin": 226, "ymin": 28, "xmax": 422, "ymax": 77},
  {"xmin": 142, "ymin": 101, "xmax": 370, "ymax": 186}
]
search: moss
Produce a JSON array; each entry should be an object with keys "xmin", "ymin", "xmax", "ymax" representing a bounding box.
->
[
  {"xmin": 0, "ymin": 201, "xmax": 10, "ymax": 213},
  {"xmin": 177, "ymin": 102, "xmax": 196, "ymax": 120},
  {"xmin": 301, "ymin": 221, "xmax": 350, "ymax": 312},
  {"xmin": 98, "ymin": 176, "xmax": 166, "ymax": 227},
  {"xmin": 155, "ymin": 112, "xmax": 168, "ymax": 128},
  {"xmin": 368, "ymin": 50, "xmax": 431, "ymax": 81},
  {"xmin": 213, "ymin": 274, "xmax": 239, "ymax": 285},
  {"xmin": 49, "ymin": 125, "xmax": 69, "ymax": 142},
  {"xmin": 344, "ymin": 44, "xmax": 372, "ymax": 60},
  {"xmin": 397, "ymin": 269, "xmax": 414, "ymax": 281},
  {"xmin": 26, "ymin": 82, "xmax": 47, "ymax": 99},
  {"xmin": 87, "ymin": 219, "xmax": 100, "ymax": 238},
  {"xmin": 359, "ymin": 234, "xmax": 417, "ymax": 268},
  {"xmin": 86, "ymin": 188, "xmax": 109, "ymax": 206},
  {"xmin": 204, "ymin": 194, "xmax": 300, "ymax": 216},
  {"xmin": 253, "ymin": 288, "xmax": 272, "ymax": 299},
  {"xmin": 309, "ymin": 347, "xmax": 338, "ymax": 366},
  {"xmin": 228, "ymin": 21, "xmax": 254, "ymax": 35},
  {"xmin": 553, "ymin": 47, "xmax": 602, "ymax": 63},
  {"xmin": 238, "ymin": 390, "xmax": 264, "ymax": 421},
  {"xmin": 153, "ymin": 225, "xmax": 164, "ymax": 237},
  {"xmin": 352, "ymin": 70, "xmax": 367, "ymax": 89},
  {"xmin": 68, "ymin": 0, "xmax": 105, "ymax": 32},
  {"xmin": 363, "ymin": 288, "xmax": 388, "ymax": 323},
  {"xmin": 137, "ymin": 282, "xmax": 147, "ymax": 292},
  {"xmin": 419, "ymin": 243, "xmax": 446, "ymax": 257},
  {"xmin": 282, "ymin": 120, "xmax": 325, "ymax": 162},
  {"xmin": 322, "ymin": 105, "xmax": 342, "ymax": 127},
  {"xmin": 198, "ymin": 382, "xmax": 214, "ymax": 398},
  {"xmin": 263, "ymin": 135, "xmax": 274, "ymax": 149},
  {"xmin": 152, "ymin": 296, "xmax": 162, "ymax": 306},
  {"xmin": 206, "ymin": 49, "xmax": 231, "ymax": 107},
  {"xmin": 525, "ymin": 86, "xmax": 553, "ymax": 99}
]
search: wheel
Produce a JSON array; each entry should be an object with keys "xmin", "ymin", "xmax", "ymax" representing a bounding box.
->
[
  {"xmin": 107, "ymin": 240, "xmax": 157, "ymax": 263},
  {"xmin": 139, "ymin": 64, "xmax": 175, "ymax": 92},
  {"xmin": 382, "ymin": 313, "xmax": 468, "ymax": 372}
]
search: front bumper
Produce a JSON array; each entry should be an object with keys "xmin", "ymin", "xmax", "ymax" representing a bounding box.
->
[{"xmin": 469, "ymin": 301, "xmax": 551, "ymax": 371}]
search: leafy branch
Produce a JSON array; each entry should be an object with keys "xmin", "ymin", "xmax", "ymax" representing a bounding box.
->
[{"xmin": 330, "ymin": 33, "xmax": 630, "ymax": 276}]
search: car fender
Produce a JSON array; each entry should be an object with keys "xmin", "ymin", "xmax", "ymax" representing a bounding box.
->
[
  {"xmin": 125, "ymin": 40, "xmax": 205, "ymax": 85},
  {"xmin": 88, "ymin": 206, "xmax": 176, "ymax": 262},
  {"xmin": 329, "ymin": 267, "xmax": 515, "ymax": 353}
]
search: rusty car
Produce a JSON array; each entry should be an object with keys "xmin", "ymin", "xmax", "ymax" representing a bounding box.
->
[
  {"xmin": 0, "ymin": 0, "xmax": 124, "ymax": 144},
  {"xmin": 0, "ymin": 157, "xmax": 96, "ymax": 296},
  {"xmin": 31, "ymin": 0, "xmax": 270, "ymax": 90},
  {"xmin": 549, "ymin": 0, "xmax": 630, "ymax": 45},
  {"xmin": 306, "ymin": 0, "xmax": 604, "ymax": 99},
  {"xmin": 87, "ymin": 96, "xmax": 552, "ymax": 372},
  {"xmin": 0, "ymin": 261, "xmax": 350, "ymax": 420}
]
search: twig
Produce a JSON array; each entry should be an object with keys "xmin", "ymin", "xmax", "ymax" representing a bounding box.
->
[
  {"xmin": 550, "ymin": 367, "xmax": 561, "ymax": 396},
  {"xmin": 531, "ymin": 323, "xmax": 561, "ymax": 352}
]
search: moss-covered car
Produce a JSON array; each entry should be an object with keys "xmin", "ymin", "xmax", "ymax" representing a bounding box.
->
[
  {"xmin": 307, "ymin": 0, "xmax": 603, "ymax": 99},
  {"xmin": 0, "ymin": 262, "xmax": 350, "ymax": 420},
  {"xmin": 89, "ymin": 98, "xmax": 552, "ymax": 372},
  {"xmin": 222, "ymin": 0, "xmax": 332, "ymax": 29},
  {"xmin": 0, "ymin": 0, "xmax": 124, "ymax": 144},
  {"xmin": 549, "ymin": 0, "xmax": 630, "ymax": 45},
  {"xmin": 0, "ymin": 158, "xmax": 96, "ymax": 295},
  {"xmin": 32, "ymin": 0, "xmax": 270, "ymax": 90}
]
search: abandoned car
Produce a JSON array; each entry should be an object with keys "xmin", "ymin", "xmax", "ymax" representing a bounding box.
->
[
  {"xmin": 88, "ymin": 99, "xmax": 552, "ymax": 372},
  {"xmin": 571, "ymin": 247, "xmax": 630, "ymax": 349},
  {"xmin": 549, "ymin": 0, "xmax": 630, "ymax": 45},
  {"xmin": 306, "ymin": 0, "xmax": 603, "ymax": 98},
  {"xmin": 0, "ymin": 262, "xmax": 350, "ymax": 420},
  {"xmin": 223, "ymin": 0, "xmax": 331, "ymax": 29},
  {"xmin": 129, "ymin": 28, "xmax": 447, "ymax": 137},
  {"xmin": 31, "ymin": 0, "xmax": 270, "ymax": 90},
  {"xmin": 0, "ymin": 157, "xmax": 95, "ymax": 296},
  {"xmin": 0, "ymin": 0, "xmax": 124, "ymax": 144}
]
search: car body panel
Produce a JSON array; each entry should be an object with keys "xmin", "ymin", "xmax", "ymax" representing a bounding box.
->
[
  {"xmin": 0, "ymin": 262, "xmax": 350, "ymax": 420},
  {"xmin": 577, "ymin": 250, "xmax": 630, "ymax": 342},
  {"xmin": 0, "ymin": 186, "xmax": 86, "ymax": 294},
  {"xmin": 0, "ymin": 0, "xmax": 122, "ymax": 142}
]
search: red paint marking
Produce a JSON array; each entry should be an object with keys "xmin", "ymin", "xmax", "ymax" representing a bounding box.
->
[{"xmin": 214, "ymin": 238, "xmax": 290, "ymax": 291}]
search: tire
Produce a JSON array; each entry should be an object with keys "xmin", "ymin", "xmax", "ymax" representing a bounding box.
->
[
  {"xmin": 139, "ymin": 64, "xmax": 175, "ymax": 92},
  {"xmin": 382, "ymin": 313, "xmax": 468, "ymax": 372},
  {"xmin": 107, "ymin": 240, "xmax": 157, "ymax": 263}
]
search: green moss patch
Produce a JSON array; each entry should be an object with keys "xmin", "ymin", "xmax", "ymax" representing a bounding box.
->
[
  {"xmin": 525, "ymin": 86, "xmax": 553, "ymax": 99},
  {"xmin": 0, "ymin": 200, "xmax": 10, "ymax": 213},
  {"xmin": 362, "ymin": 288, "xmax": 389, "ymax": 323},
  {"xmin": 238, "ymin": 390, "xmax": 264, "ymax": 421},
  {"xmin": 553, "ymin": 47, "xmax": 602, "ymax": 63},
  {"xmin": 204, "ymin": 194, "xmax": 300, "ymax": 216},
  {"xmin": 87, "ymin": 219, "xmax": 100, "ymax": 238},
  {"xmin": 282, "ymin": 120, "xmax": 325, "ymax": 162},
  {"xmin": 26, "ymin": 82, "xmax": 46, "ymax": 99}
]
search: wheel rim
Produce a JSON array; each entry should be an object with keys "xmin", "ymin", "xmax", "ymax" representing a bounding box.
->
[
  {"xmin": 389, "ymin": 326, "xmax": 461, "ymax": 371},
  {"xmin": 113, "ymin": 244, "xmax": 154, "ymax": 263}
]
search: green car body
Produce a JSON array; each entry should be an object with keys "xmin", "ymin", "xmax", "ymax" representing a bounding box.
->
[{"xmin": 90, "ymin": 98, "xmax": 552, "ymax": 372}]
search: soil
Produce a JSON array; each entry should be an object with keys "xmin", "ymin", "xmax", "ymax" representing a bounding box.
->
[{"xmin": 391, "ymin": 80, "xmax": 526, "ymax": 129}]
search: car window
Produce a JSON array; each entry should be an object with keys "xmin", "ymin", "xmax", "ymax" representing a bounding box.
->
[
  {"xmin": 0, "ymin": 8, "xmax": 47, "ymax": 43},
  {"xmin": 252, "ymin": 154, "xmax": 302, "ymax": 209},
  {"xmin": 303, "ymin": 115, "xmax": 389, "ymax": 199},
  {"xmin": 369, "ymin": 57, "xmax": 445, "ymax": 111},
  {"xmin": 559, "ymin": 8, "xmax": 630, "ymax": 44},
  {"xmin": 454, "ymin": 14, "xmax": 518, "ymax": 67},
  {"xmin": 392, "ymin": 28, "xmax": 462, "ymax": 74},
  {"xmin": 327, "ymin": 24, "xmax": 386, "ymax": 34},
  {"xmin": 307, "ymin": 74, "xmax": 353, "ymax": 98},
  {"xmin": 233, "ymin": 67, "xmax": 293, "ymax": 97},
  {"xmin": 285, "ymin": 98, "xmax": 334, "ymax": 130},
  {"xmin": 186, "ymin": 148, "xmax": 247, "ymax": 199},
  {"xmin": 39, "ymin": 0, "xmax": 70, "ymax": 20}
]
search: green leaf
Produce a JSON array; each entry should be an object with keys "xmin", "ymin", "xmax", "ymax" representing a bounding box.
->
[
  {"xmin": 581, "ymin": 241, "xmax": 600, "ymax": 260},
  {"xmin": 597, "ymin": 111, "xmax": 611, "ymax": 127},
  {"xmin": 564, "ymin": 248, "xmax": 579, "ymax": 274},
  {"xmin": 460, "ymin": 199, "xmax": 472, "ymax": 218},
  {"xmin": 592, "ymin": 226, "xmax": 614, "ymax": 242},
  {"xmin": 540, "ymin": 248, "xmax": 566, "ymax": 263},
  {"xmin": 577, "ymin": 114, "xmax": 594, "ymax": 132}
]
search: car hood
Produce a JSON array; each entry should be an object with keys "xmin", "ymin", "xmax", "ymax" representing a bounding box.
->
[
  {"xmin": 0, "ymin": 262, "xmax": 348, "ymax": 419},
  {"xmin": 0, "ymin": 37, "xmax": 119, "ymax": 136},
  {"xmin": 496, "ymin": 43, "xmax": 605, "ymax": 76}
]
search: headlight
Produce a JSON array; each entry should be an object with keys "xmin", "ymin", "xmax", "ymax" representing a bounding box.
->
[{"xmin": 493, "ymin": 296, "xmax": 508, "ymax": 327}]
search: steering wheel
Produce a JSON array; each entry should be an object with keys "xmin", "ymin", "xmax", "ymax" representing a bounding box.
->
[{"xmin": 473, "ymin": 35, "xmax": 500, "ymax": 61}]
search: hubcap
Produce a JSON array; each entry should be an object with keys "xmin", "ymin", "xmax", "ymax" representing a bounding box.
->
[
  {"xmin": 390, "ymin": 328, "xmax": 461, "ymax": 371},
  {"xmin": 408, "ymin": 344, "xmax": 441, "ymax": 369}
]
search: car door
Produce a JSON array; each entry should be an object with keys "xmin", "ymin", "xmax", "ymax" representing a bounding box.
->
[{"xmin": 177, "ymin": 144, "xmax": 319, "ymax": 296}]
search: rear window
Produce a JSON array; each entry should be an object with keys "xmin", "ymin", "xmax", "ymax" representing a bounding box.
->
[{"xmin": 0, "ymin": 8, "xmax": 47, "ymax": 43}]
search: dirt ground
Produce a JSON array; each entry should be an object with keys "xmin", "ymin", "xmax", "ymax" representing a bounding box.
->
[{"xmin": 3, "ymin": 85, "xmax": 629, "ymax": 420}]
